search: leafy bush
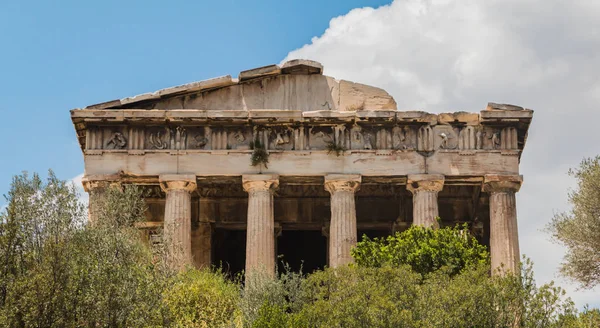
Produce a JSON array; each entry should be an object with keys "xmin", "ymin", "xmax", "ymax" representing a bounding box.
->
[
  {"xmin": 0, "ymin": 172, "xmax": 596, "ymax": 328},
  {"xmin": 162, "ymin": 269, "xmax": 240, "ymax": 328},
  {"xmin": 298, "ymin": 265, "xmax": 420, "ymax": 327},
  {"xmin": 240, "ymin": 266, "xmax": 304, "ymax": 327},
  {"xmin": 352, "ymin": 224, "xmax": 489, "ymax": 276}
]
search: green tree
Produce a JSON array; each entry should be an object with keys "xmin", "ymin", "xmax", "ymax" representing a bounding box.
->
[
  {"xmin": 0, "ymin": 171, "xmax": 86, "ymax": 326},
  {"xmin": 352, "ymin": 224, "xmax": 489, "ymax": 276},
  {"xmin": 547, "ymin": 156, "xmax": 600, "ymax": 288},
  {"xmin": 162, "ymin": 269, "xmax": 240, "ymax": 328},
  {"xmin": 0, "ymin": 172, "xmax": 166, "ymax": 327}
]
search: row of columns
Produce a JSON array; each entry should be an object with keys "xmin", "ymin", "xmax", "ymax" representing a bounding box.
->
[{"xmin": 84, "ymin": 173, "xmax": 522, "ymax": 276}]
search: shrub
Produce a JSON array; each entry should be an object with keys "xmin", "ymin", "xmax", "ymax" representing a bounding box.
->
[
  {"xmin": 352, "ymin": 224, "xmax": 489, "ymax": 276},
  {"xmin": 162, "ymin": 269, "xmax": 240, "ymax": 328}
]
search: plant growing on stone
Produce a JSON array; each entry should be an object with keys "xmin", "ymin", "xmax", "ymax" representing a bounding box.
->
[
  {"xmin": 325, "ymin": 140, "xmax": 346, "ymax": 157},
  {"xmin": 250, "ymin": 137, "xmax": 269, "ymax": 169}
]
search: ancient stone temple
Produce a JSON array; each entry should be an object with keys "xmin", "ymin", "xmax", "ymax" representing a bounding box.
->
[{"xmin": 71, "ymin": 59, "xmax": 533, "ymax": 276}]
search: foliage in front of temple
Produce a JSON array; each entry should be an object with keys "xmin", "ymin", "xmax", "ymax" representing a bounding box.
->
[
  {"xmin": 352, "ymin": 224, "xmax": 489, "ymax": 276},
  {"xmin": 0, "ymin": 171, "xmax": 598, "ymax": 327}
]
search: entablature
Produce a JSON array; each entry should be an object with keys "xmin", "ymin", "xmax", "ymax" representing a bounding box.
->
[{"xmin": 71, "ymin": 106, "xmax": 533, "ymax": 156}]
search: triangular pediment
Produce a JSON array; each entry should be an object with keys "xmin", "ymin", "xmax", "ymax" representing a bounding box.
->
[{"xmin": 83, "ymin": 59, "xmax": 397, "ymax": 112}]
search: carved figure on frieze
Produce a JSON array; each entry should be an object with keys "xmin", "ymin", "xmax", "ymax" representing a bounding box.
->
[
  {"xmin": 350, "ymin": 125, "xmax": 374, "ymax": 150},
  {"xmin": 433, "ymin": 125, "xmax": 458, "ymax": 150},
  {"xmin": 233, "ymin": 130, "xmax": 246, "ymax": 144},
  {"xmin": 148, "ymin": 128, "xmax": 170, "ymax": 150},
  {"xmin": 193, "ymin": 134, "xmax": 208, "ymax": 149},
  {"xmin": 269, "ymin": 127, "xmax": 292, "ymax": 150},
  {"xmin": 363, "ymin": 133, "xmax": 373, "ymax": 150},
  {"xmin": 393, "ymin": 126, "xmax": 416, "ymax": 150},
  {"xmin": 439, "ymin": 132, "xmax": 450, "ymax": 149},
  {"xmin": 105, "ymin": 132, "xmax": 127, "ymax": 149},
  {"xmin": 489, "ymin": 132, "xmax": 501, "ymax": 150},
  {"xmin": 309, "ymin": 126, "xmax": 334, "ymax": 150},
  {"xmin": 228, "ymin": 129, "xmax": 250, "ymax": 150}
]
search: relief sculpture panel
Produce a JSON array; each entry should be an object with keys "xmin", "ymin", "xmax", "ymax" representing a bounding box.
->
[
  {"xmin": 433, "ymin": 125, "xmax": 459, "ymax": 150},
  {"xmin": 186, "ymin": 127, "xmax": 210, "ymax": 150},
  {"xmin": 308, "ymin": 126, "xmax": 334, "ymax": 150},
  {"xmin": 350, "ymin": 125, "xmax": 375, "ymax": 150},
  {"xmin": 103, "ymin": 126, "xmax": 128, "ymax": 150},
  {"xmin": 146, "ymin": 126, "xmax": 171, "ymax": 150},
  {"xmin": 268, "ymin": 127, "xmax": 294, "ymax": 151},
  {"xmin": 392, "ymin": 126, "xmax": 416, "ymax": 150},
  {"xmin": 227, "ymin": 127, "xmax": 252, "ymax": 150}
]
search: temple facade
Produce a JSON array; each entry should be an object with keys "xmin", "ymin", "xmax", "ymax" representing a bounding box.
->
[{"xmin": 71, "ymin": 59, "xmax": 533, "ymax": 276}]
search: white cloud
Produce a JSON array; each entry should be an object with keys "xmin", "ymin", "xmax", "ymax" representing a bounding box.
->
[
  {"xmin": 69, "ymin": 173, "xmax": 88, "ymax": 207},
  {"xmin": 284, "ymin": 0, "xmax": 600, "ymax": 308}
]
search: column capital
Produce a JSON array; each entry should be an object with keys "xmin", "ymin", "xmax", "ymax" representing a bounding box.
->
[
  {"xmin": 483, "ymin": 174, "xmax": 522, "ymax": 193},
  {"xmin": 82, "ymin": 174, "xmax": 121, "ymax": 192},
  {"xmin": 242, "ymin": 174, "xmax": 279, "ymax": 193},
  {"xmin": 159, "ymin": 174, "xmax": 197, "ymax": 193},
  {"xmin": 324, "ymin": 174, "xmax": 361, "ymax": 193},
  {"xmin": 406, "ymin": 174, "xmax": 444, "ymax": 193}
]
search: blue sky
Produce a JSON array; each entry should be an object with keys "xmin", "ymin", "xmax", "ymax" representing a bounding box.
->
[
  {"xmin": 0, "ymin": 0, "xmax": 390, "ymax": 198},
  {"xmin": 2, "ymin": 0, "xmax": 599, "ymax": 308}
]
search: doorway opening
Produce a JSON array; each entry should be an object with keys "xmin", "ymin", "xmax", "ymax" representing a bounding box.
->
[
  {"xmin": 212, "ymin": 229, "xmax": 246, "ymax": 278},
  {"xmin": 277, "ymin": 230, "xmax": 327, "ymax": 274}
]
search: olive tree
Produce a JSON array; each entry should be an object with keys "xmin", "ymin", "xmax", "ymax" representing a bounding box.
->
[{"xmin": 547, "ymin": 156, "xmax": 600, "ymax": 288}]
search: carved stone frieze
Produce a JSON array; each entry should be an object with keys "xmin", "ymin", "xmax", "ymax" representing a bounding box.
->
[
  {"xmin": 459, "ymin": 126, "xmax": 477, "ymax": 150},
  {"xmin": 268, "ymin": 126, "xmax": 293, "ymax": 150},
  {"xmin": 86, "ymin": 126, "xmax": 104, "ymax": 150},
  {"xmin": 417, "ymin": 126, "xmax": 434, "ymax": 151},
  {"xmin": 128, "ymin": 127, "xmax": 145, "ymax": 150},
  {"xmin": 228, "ymin": 128, "xmax": 251, "ymax": 150},
  {"xmin": 292, "ymin": 126, "xmax": 308, "ymax": 150},
  {"xmin": 104, "ymin": 127, "xmax": 128, "ymax": 149},
  {"xmin": 350, "ymin": 125, "xmax": 376, "ymax": 150},
  {"xmin": 147, "ymin": 126, "xmax": 171, "ymax": 150},
  {"xmin": 501, "ymin": 127, "xmax": 518, "ymax": 150},
  {"xmin": 375, "ymin": 128, "xmax": 392, "ymax": 149},
  {"xmin": 309, "ymin": 126, "xmax": 334, "ymax": 150},
  {"xmin": 84, "ymin": 122, "xmax": 522, "ymax": 153},
  {"xmin": 184, "ymin": 126, "xmax": 209, "ymax": 150},
  {"xmin": 211, "ymin": 128, "xmax": 229, "ymax": 150},
  {"xmin": 172, "ymin": 126, "xmax": 187, "ymax": 150},
  {"xmin": 392, "ymin": 126, "xmax": 416, "ymax": 150},
  {"xmin": 433, "ymin": 125, "xmax": 459, "ymax": 150}
]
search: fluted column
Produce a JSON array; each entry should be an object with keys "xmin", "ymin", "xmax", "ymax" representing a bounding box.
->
[
  {"xmin": 324, "ymin": 174, "xmax": 361, "ymax": 268},
  {"xmin": 407, "ymin": 174, "xmax": 445, "ymax": 228},
  {"xmin": 483, "ymin": 174, "xmax": 522, "ymax": 275},
  {"xmin": 82, "ymin": 175, "xmax": 120, "ymax": 225},
  {"xmin": 243, "ymin": 174, "xmax": 279, "ymax": 277},
  {"xmin": 159, "ymin": 174, "xmax": 197, "ymax": 270}
]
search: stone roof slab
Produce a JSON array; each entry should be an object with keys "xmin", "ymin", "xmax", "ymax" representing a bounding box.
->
[
  {"xmin": 281, "ymin": 59, "xmax": 323, "ymax": 75},
  {"xmin": 239, "ymin": 64, "xmax": 281, "ymax": 81}
]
